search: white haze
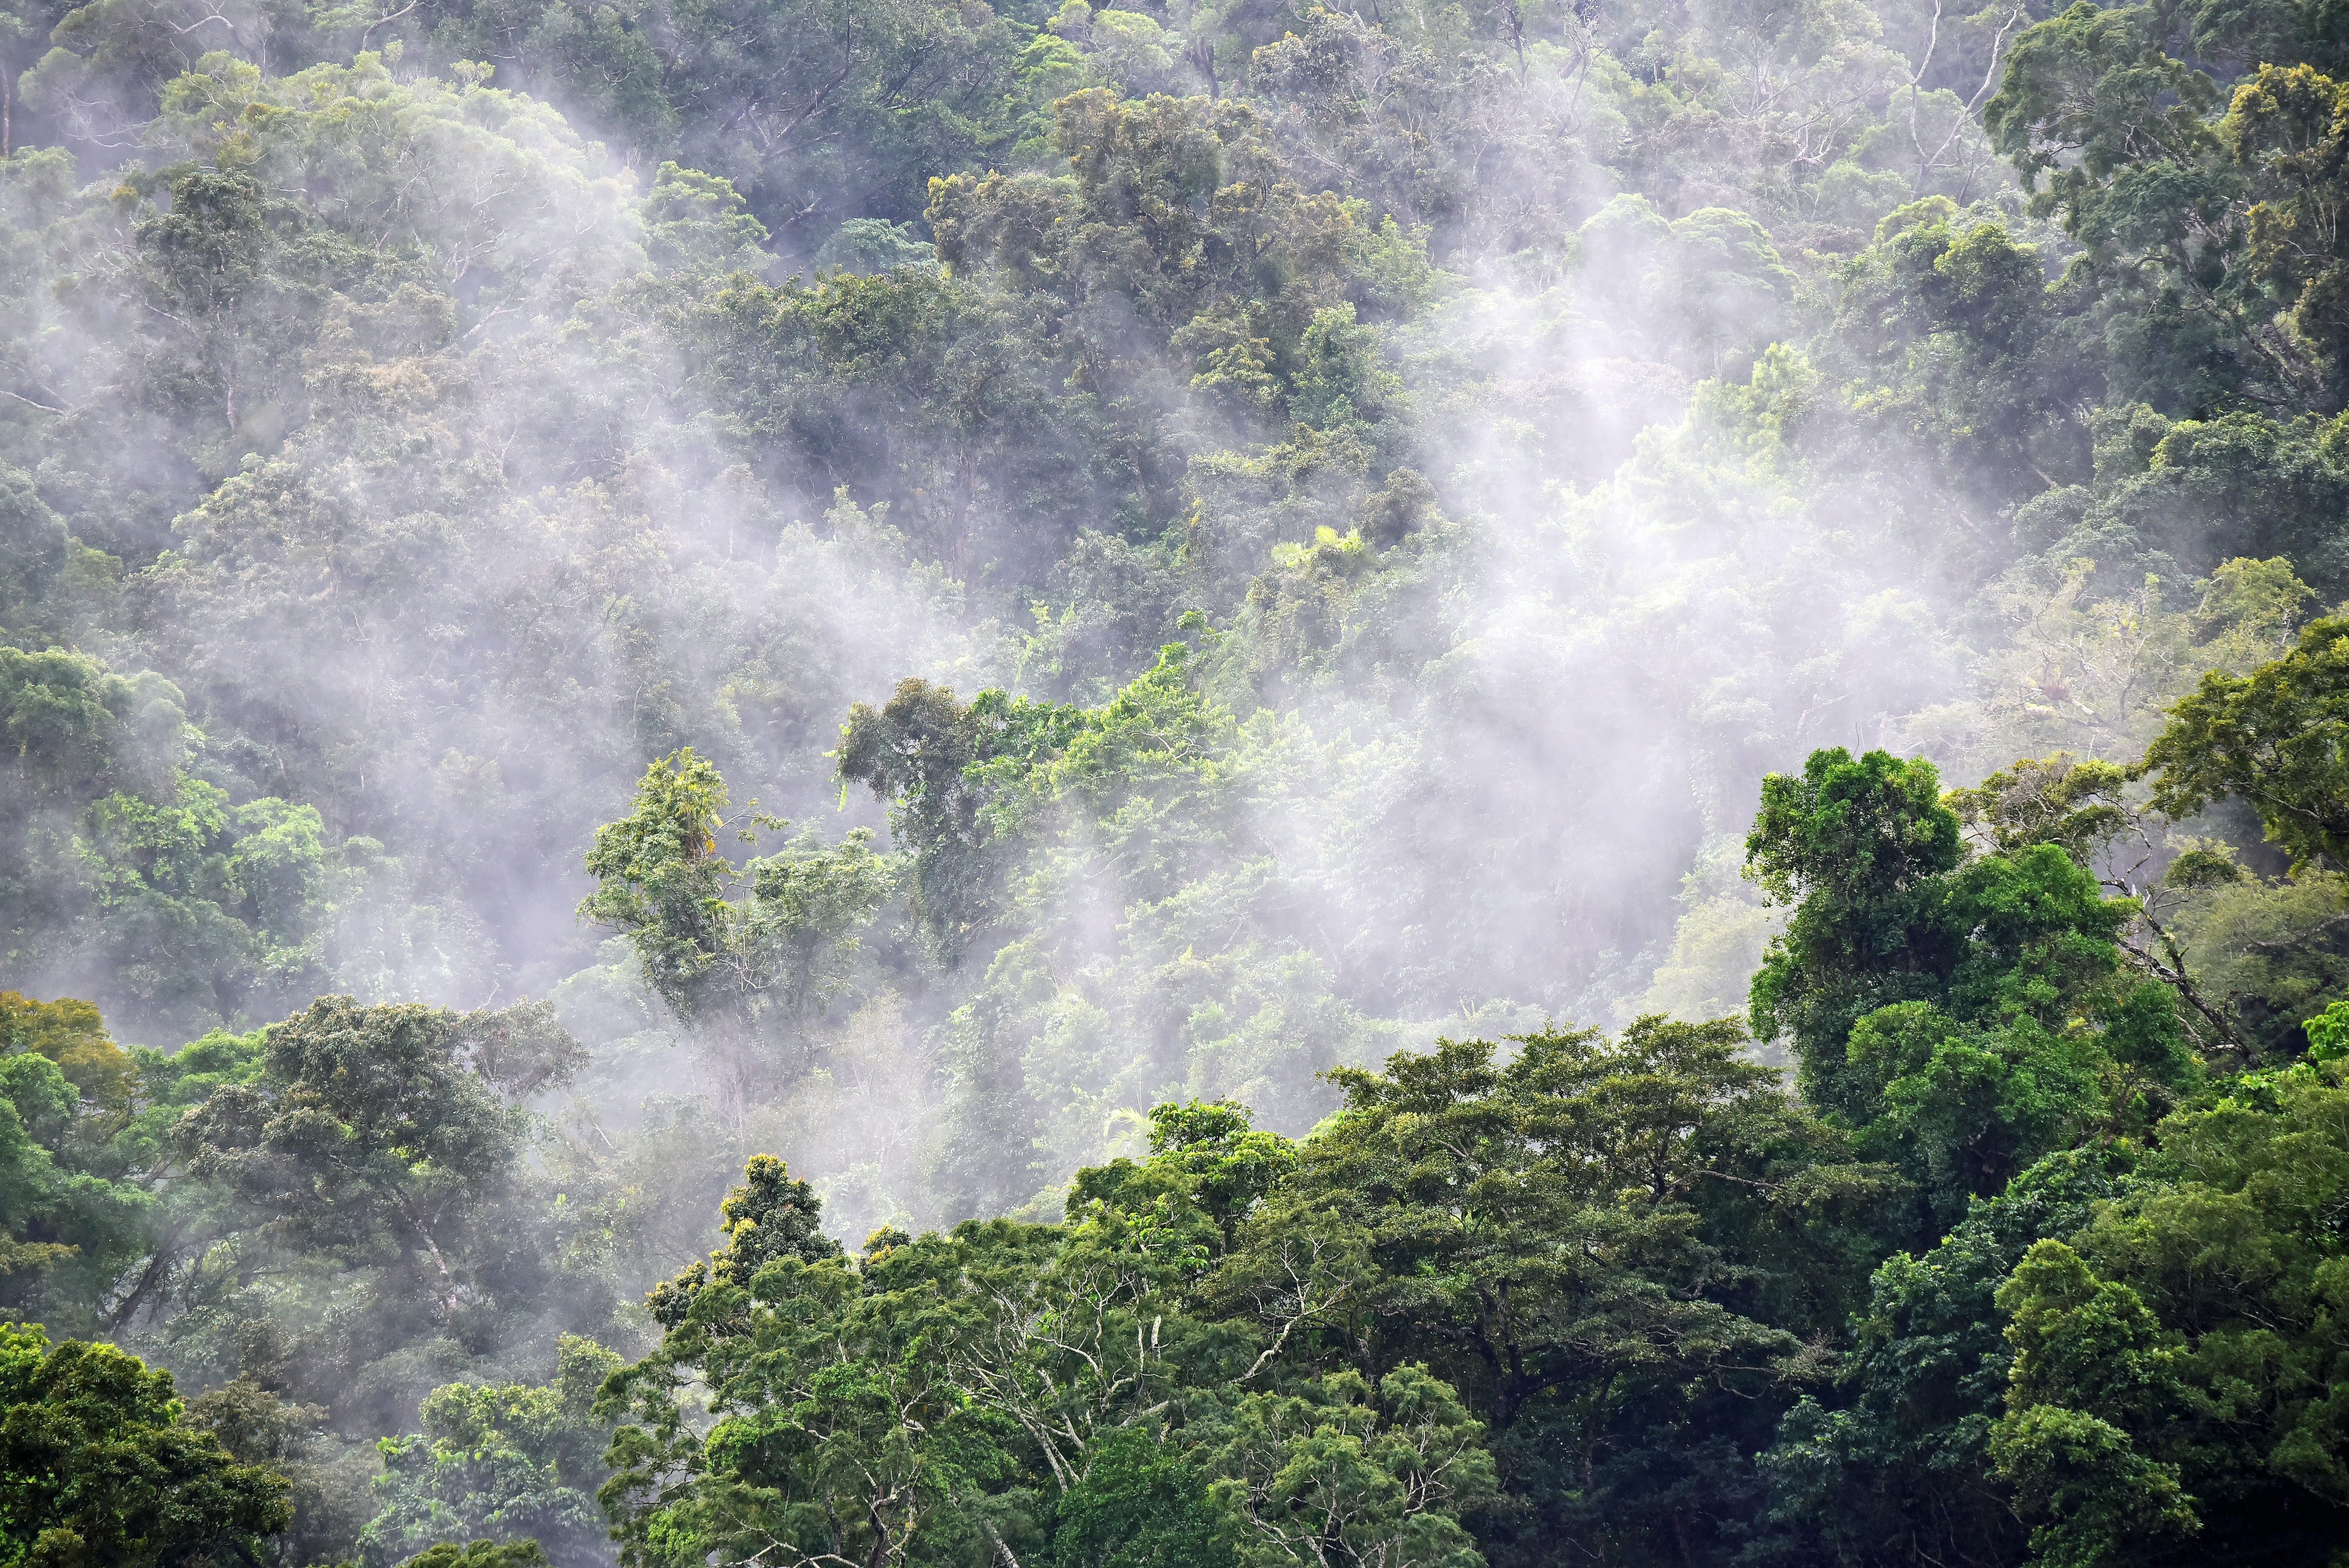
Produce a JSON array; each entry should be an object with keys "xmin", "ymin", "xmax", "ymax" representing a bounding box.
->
[{"xmin": 7, "ymin": 9, "xmax": 2044, "ymax": 1238}]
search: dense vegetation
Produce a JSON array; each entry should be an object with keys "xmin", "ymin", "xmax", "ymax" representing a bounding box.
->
[{"xmin": 5, "ymin": 0, "xmax": 2349, "ymax": 1560}]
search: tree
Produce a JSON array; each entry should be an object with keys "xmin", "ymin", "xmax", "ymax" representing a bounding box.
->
[
  {"xmin": 0, "ymin": 644, "xmax": 364, "ymax": 1042},
  {"xmin": 1068, "ymin": 1101, "xmax": 1297, "ymax": 1258},
  {"xmin": 2226, "ymin": 64, "xmax": 2349, "ymax": 404},
  {"xmin": 0, "ymin": 994, "xmax": 166, "ymax": 1336},
  {"xmin": 0, "ymin": 466, "xmax": 68, "ymax": 642},
  {"xmin": 395, "ymin": 1543, "xmax": 552, "ymax": 1568},
  {"xmin": 1749, "ymin": 748, "xmax": 2199, "ymax": 1232},
  {"xmin": 359, "ymin": 1336, "xmax": 622, "ymax": 1568},
  {"xmin": 1759, "ymin": 1147, "xmax": 2137, "ymax": 1568},
  {"xmin": 0, "ymin": 647, "xmax": 185, "ymax": 826},
  {"xmin": 577, "ymin": 750, "xmax": 735, "ymax": 1020},
  {"xmin": 1988, "ymin": 1056, "xmax": 2349, "ymax": 1560},
  {"xmin": 1207, "ymin": 1021, "xmax": 1892, "ymax": 1567},
  {"xmin": 1985, "ymin": 1243, "xmax": 2202, "ymax": 1567},
  {"xmin": 599, "ymin": 1160, "xmax": 1039, "ymax": 1568},
  {"xmin": 2140, "ymin": 615, "xmax": 2349, "ymax": 871},
  {"xmin": 1745, "ymin": 746, "xmax": 1969, "ymax": 1114},
  {"xmin": 1983, "ymin": 0, "xmax": 2349, "ymax": 413},
  {"xmin": 167, "ymin": 996, "xmax": 605, "ymax": 1438},
  {"xmin": 1201, "ymin": 1366, "xmax": 1493, "ymax": 1568},
  {"xmin": 834, "ymin": 676, "xmax": 1077, "ymax": 960},
  {"xmin": 1050, "ymin": 1424, "xmax": 1233, "ymax": 1568},
  {"xmin": 599, "ymin": 1144, "xmax": 1502, "ymax": 1568},
  {"xmin": 414, "ymin": 0, "xmax": 1034, "ymax": 247},
  {"xmin": 582, "ymin": 749, "xmax": 894, "ymax": 1107},
  {"xmin": 0, "ymin": 1320, "xmax": 292, "ymax": 1566},
  {"xmin": 1, "ymin": 992, "xmax": 132, "ymax": 1109},
  {"xmin": 1818, "ymin": 200, "xmax": 2098, "ymax": 525},
  {"xmin": 176, "ymin": 996, "xmax": 532, "ymax": 1322}
]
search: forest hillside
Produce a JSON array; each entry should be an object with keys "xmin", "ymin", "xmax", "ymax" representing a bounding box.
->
[{"xmin": 4, "ymin": 0, "xmax": 2349, "ymax": 1561}]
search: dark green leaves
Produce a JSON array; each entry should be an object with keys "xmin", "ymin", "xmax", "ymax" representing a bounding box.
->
[
  {"xmin": 1747, "ymin": 748, "xmax": 1967, "ymax": 1113},
  {"xmin": 2141, "ymin": 616, "xmax": 2349, "ymax": 871},
  {"xmin": 0, "ymin": 1322, "xmax": 292, "ymax": 1568}
]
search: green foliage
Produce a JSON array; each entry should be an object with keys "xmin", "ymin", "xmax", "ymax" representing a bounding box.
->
[
  {"xmin": 599, "ymin": 1130, "xmax": 1509, "ymax": 1568},
  {"xmin": 0, "ymin": 466, "xmax": 68, "ymax": 643},
  {"xmin": 360, "ymin": 1337, "xmax": 621, "ymax": 1568},
  {"xmin": 2305, "ymin": 997, "xmax": 2349, "ymax": 1062},
  {"xmin": 0, "ymin": 647, "xmax": 184, "ymax": 820},
  {"xmin": 838, "ymin": 641, "xmax": 1251, "ymax": 943},
  {"xmin": 642, "ymin": 163, "xmax": 769, "ymax": 274},
  {"xmin": 16, "ymin": 0, "xmax": 2349, "ymax": 1565},
  {"xmin": 2167, "ymin": 867, "xmax": 2349, "ymax": 1058},
  {"xmin": 414, "ymin": 0, "xmax": 1034, "ymax": 247},
  {"xmin": 2142, "ymin": 616, "xmax": 2349, "ymax": 871},
  {"xmin": 602, "ymin": 1192, "xmax": 1078, "ymax": 1568},
  {"xmin": 584, "ymin": 749, "xmax": 895, "ymax": 1100},
  {"xmin": 1070, "ymin": 1101, "xmax": 1297, "ymax": 1254},
  {"xmin": 1746, "ymin": 747, "xmax": 1969, "ymax": 1110},
  {"xmin": 1985, "ymin": 0, "xmax": 2349, "ymax": 412},
  {"xmin": 0, "ymin": 643, "xmax": 377, "ymax": 1042},
  {"xmin": 1750, "ymin": 747, "xmax": 2198, "ymax": 1231},
  {"xmin": 0, "ymin": 994, "xmax": 151, "ymax": 1334},
  {"xmin": 591, "ymin": 1009, "xmax": 1922, "ymax": 1568},
  {"xmin": 1202, "ymin": 1365, "xmax": 1494, "ymax": 1568},
  {"xmin": 643, "ymin": 1154, "xmax": 843, "ymax": 1329},
  {"xmin": 159, "ymin": 996, "xmax": 618, "ymax": 1441},
  {"xmin": 1205, "ymin": 1020, "xmax": 1892, "ymax": 1564},
  {"xmin": 394, "ymin": 1542, "xmax": 552, "ymax": 1568},
  {"xmin": 579, "ymin": 750, "xmax": 735, "ymax": 1018},
  {"xmin": 1760, "ymin": 1147, "xmax": 2135, "ymax": 1566},
  {"xmin": 1, "ymin": 991, "xmax": 130, "ymax": 1107},
  {"xmin": 0, "ymin": 1320, "xmax": 291, "ymax": 1567},
  {"xmin": 1987, "ymin": 1242, "xmax": 2201, "ymax": 1566},
  {"xmin": 1762, "ymin": 1024, "xmax": 2349, "ymax": 1564},
  {"xmin": 2228, "ymin": 64, "xmax": 2349, "ymax": 395},
  {"xmin": 178, "ymin": 997, "xmax": 532, "ymax": 1299},
  {"xmin": 1051, "ymin": 1423, "xmax": 1233, "ymax": 1568},
  {"xmin": 1988, "ymin": 1061, "xmax": 2349, "ymax": 1559}
]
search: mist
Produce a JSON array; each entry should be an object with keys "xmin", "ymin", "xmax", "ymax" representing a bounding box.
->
[{"xmin": 8, "ymin": 0, "xmax": 2349, "ymax": 1561}]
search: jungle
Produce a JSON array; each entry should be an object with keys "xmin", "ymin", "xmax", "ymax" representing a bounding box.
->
[{"xmin": 3, "ymin": 0, "xmax": 2349, "ymax": 1560}]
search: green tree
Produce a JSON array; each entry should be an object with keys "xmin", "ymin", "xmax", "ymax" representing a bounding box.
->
[
  {"xmin": 1990, "ymin": 1058, "xmax": 2349, "ymax": 1560},
  {"xmin": 599, "ymin": 1160, "xmax": 1039, "ymax": 1568},
  {"xmin": 0, "ymin": 466, "xmax": 67, "ymax": 643},
  {"xmin": 0, "ymin": 995, "xmax": 152, "ymax": 1335},
  {"xmin": 582, "ymin": 749, "xmax": 894, "ymax": 1107},
  {"xmin": 168, "ymin": 996, "xmax": 606, "ymax": 1437},
  {"xmin": 0, "ymin": 1320, "xmax": 291, "ymax": 1566},
  {"xmin": 1818, "ymin": 200, "xmax": 2099, "ymax": 529},
  {"xmin": 1985, "ymin": 1242, "xmax": 2201, "ymax": 1567},
  {"xmin": 2141, "ymin": 615, "xmax": 2349, "ymax": 871},
  {"xmin": 415, "ymin": 0, "xmax": 1033, "ymax": 247},
  {"xmin": 1745, "ymin": 746, "xmax": 1969, "ymax": 1112},
  {"xmin": 395, "ymin": 1542, "xmax": 552, "ymax": 1568},
  {"xmin": 578, "ymin": 750, "xmax": 736, "ymax": 1019},
  {"xmin": 1050, "ymin": 1424, "xmax": 1233, "ymax": 1568},
  {"xmin": 1984, "ymin": 0, "xmax": 2349, "ymax": 413},
  {"xmin": 1207, "ymin": 1021, "xmax": 1892, "ymax": 1566},
  {"xmin": 1068, "ymin": 1101, "xmax": 1297, "ymax": 1258},
  {"xmin": 834, "ymin": 676, "xmax": 1080, "ymax": 960},
  {"xmin": 1202, "ymin": 1365, "xmax": 1493, "ymax": 1568},
  {"xmin": 176, "ymin": 996, "xmax": 533, "ymax": 1322},
  {"xmin": 359, "ymin": 1337, "xmax": 622, "ymax": 1568},
  {"xmin": 2227, "ymin": 64, "xmax": 2349, "ymax": 402},
  {"xmin": 600, "ymin": 1144, "xmax": 1502, "ymax": 1568},
  {"xmin": 1749, "ymin": 748, "xmax": 2198, "ymax": 1231},
  {"xmin": 1759, "ymin": 1147, "xmax": 2137, "ymax": 1567}
]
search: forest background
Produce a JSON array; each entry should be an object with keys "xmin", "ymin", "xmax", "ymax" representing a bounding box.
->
[{"xmin": 5, "ymin": 0, "xmax": 2349, "ymax": 1559}]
